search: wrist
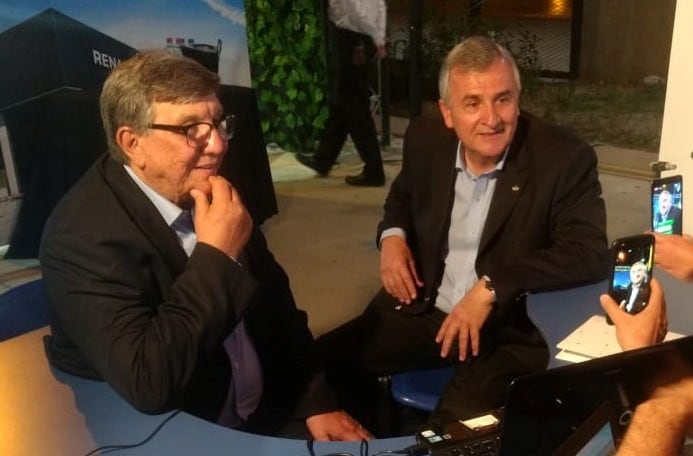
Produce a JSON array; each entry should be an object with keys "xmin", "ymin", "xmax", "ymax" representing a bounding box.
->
[{"xmin": 481, "ymin": 275, "xmax": 497, "ymax": 303}]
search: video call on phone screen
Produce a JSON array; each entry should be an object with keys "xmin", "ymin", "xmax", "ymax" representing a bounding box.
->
[{"xmin": 652, "ymin": 179, "xmax": 682, "ymax": 235}]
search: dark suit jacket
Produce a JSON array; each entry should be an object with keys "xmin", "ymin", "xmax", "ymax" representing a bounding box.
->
[
  {"xmin": 378, "ymin": 111, "xmax": 609, "ymax": 346},
  {"xmin": 39, "ymin": 154, "xmax": 337, "ymax": 433},
  {"xmin": 618, "ymin": 282, "xmax": 650, "ymax": 314}
]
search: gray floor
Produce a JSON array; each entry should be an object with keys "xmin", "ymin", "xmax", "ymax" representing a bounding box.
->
[{"xmin": 0, "ymin": 124, "xmax": 655, "ymax": 339}]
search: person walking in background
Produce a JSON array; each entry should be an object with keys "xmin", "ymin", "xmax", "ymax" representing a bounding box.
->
[{"xmin": 297, "ymin": 0, "xmax": 387, "ymax": 187}]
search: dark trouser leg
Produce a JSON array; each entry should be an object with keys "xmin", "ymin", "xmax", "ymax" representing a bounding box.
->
[
  {"xmin": 313, "ymin": 107, "xmax": 348, "ymax": 173},
  {"xmin": 344, "ymin": 94, "xmax": 384, "ymax": 179},
  {"xmin": 315, "ymin": 289, "xmax": 449, "ymax": 436},
  {"xmin": 430, "ymin": 343, "xmax": 549, "ymax": 428}
]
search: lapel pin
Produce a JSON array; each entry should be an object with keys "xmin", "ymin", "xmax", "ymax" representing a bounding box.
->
[{"xmin": 512, "ymin": 185, "xmax": 520, "ymax": 192}]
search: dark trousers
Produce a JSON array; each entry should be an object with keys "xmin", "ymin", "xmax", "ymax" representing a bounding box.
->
[
  {"xmin": 313, "ymin": 25, "xmax": 384, "ymax": 179},
  {"xmin": 315, "ymin": 289, "xmax": 548, "ymax": 436}
]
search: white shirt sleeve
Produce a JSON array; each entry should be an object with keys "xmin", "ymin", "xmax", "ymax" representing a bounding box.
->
[{"xmin": 329, "ymin": 0, "xmax": 387, "ymax": 47}]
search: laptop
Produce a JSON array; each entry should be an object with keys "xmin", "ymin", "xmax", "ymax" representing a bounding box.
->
[{"xmin": 416, "ymin": 334, "xmax": 693, "ymax": 455}]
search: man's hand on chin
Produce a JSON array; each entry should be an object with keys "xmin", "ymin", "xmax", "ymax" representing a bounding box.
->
[{"xmin": 306, "ymin": 410, "xmax": 373, "ymax": 441}]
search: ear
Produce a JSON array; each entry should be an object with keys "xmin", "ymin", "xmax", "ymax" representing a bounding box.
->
[
  {"xmin": 116, "ymin": 126, "xmax": 144, "ymax": 168},
  {"xmin": 438, "ymin": 99, "xmax": 454, "ymax": 129}
]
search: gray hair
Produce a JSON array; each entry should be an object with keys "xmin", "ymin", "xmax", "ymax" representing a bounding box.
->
[
  {"xmin": 99, "ymin": 50, "xmax": 220, "ymax": 163},
  {"xmin": 438, "ymin": 36, "xmax": 522, "ymax": 103}
]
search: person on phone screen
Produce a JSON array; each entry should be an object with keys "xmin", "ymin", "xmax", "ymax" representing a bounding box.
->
[
  {"xmin": 654, "ymin": 190, "xmax": 682, "ymax": 235},
  {"xmin": 600, "ymin": 235, "xmax": 693, "ymax": 455},
  {"xmin": 618, "ymin": 261, "xmax": 650, "ymax": 314}
]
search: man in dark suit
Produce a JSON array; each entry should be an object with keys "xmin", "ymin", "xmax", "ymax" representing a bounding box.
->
[
  {"xmin": 316, "ymin": 36, "xmax": 609, "ymax": 434},
  {"xmin": 617, "ymin": 261, "xmax": 650, "ymax": 315},
  {"xmin": 39, "ymin": 50, "xmax": 370, "ymax": 441}
]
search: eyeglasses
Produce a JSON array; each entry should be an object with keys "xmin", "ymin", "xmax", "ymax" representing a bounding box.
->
[{"xmin": 147, "ymin": 115, "xmax": 235, "ymax": 147}]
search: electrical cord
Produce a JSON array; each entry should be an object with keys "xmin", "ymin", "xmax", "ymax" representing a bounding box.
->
[
  {"xmin": 306, "ymin": 439, "xmax": 429, "ymax": 456},
  {"xmin": 82, "ymin": 410, "xmax": 181, "ymax": 456}
]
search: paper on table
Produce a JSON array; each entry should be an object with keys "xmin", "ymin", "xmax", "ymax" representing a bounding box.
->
[{"xmin": 555, "ymin": 314, "xmax": 685, "ymax": 363}]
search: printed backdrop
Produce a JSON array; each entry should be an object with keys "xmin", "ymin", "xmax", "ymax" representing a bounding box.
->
[{"xmin": 0, "ymin": 0, "xmax": 251, "ymax": 86}]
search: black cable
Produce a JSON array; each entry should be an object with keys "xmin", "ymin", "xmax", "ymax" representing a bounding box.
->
[
  {"xmin": 82, "ymin": 410, "xmax": 181, "ymax": 456},
  {"xmin": 306, "ymin": 439, "xmax": 428, "ymax": 456},
  {"xmin": 373, "ymin": 442, "xmax": 429, "ymax": 456}
]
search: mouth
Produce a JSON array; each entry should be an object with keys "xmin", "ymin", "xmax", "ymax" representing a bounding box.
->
[{"xmin": 195, "ymin": 163, "xmax": 219, "ymax": 172}]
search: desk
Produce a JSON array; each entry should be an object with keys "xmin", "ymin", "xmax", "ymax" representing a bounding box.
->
[
  {"xmin": 527, "ymin": 267, "xmax": 693, "ymax": 367},
  {"xmin": 0, "ymin": 327, "xmax": 414, "ymax": 456}
]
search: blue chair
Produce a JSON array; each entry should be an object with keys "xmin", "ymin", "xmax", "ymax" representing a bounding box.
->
[
  {"xmin": 390, "ymin": 366, "xmax": 455, "ymax": 412},
  {"xmin": 0, "ymin": 278, "xmax": 48, "ymax": 342}
]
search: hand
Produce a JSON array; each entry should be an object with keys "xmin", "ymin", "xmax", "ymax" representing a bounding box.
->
[
  {"xmin": 305, "ymin": 410, "xmax": 372, "ymax": 442},
  {"xmin": 436, "ymin": 279, "xmax": 494, "ymax": 360},
  {"xmin": 600, "ymin": 278, "xmax": 667, "ymax": 351},
  {"xmin": 375, "ymin": 44, "xmax": 387, "ymax": 59},
  {"xmin": 652, "ymin": 233, "xmax": 693, "ymax": 282},
  {"xmin": 379, "ymin": 236, "xmax": 423, "ymax": 304},
  {"xmin": 190, "ymin": 176, "xmax": 253, "ymax": 260}
]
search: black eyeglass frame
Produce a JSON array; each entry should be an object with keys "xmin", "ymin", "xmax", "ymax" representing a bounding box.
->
[{"xmin": 147, "ymin": 114, "xmax": 235, "ymax": 147}]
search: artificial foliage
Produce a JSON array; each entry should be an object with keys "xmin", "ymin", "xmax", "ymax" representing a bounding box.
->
[{"xmin": 244, "ymin": 0, "xmax": 329, "ymax": 153}]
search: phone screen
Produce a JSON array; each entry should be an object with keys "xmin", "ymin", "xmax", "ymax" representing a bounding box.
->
[
  {"xmin": 651, "ymin": 175, "xmax": 683, "ymax": 235},
  {"xmin": 608, "ymin": 235, "xmax": 654, "ymax": 320}
]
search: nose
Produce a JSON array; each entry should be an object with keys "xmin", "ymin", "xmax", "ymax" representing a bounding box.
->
[
  {"xmin": 203, "ymin": 128, "xmax": 228, "ymax": 154},
  {"xmin": 481, "ymin": 102, "xmax": 501, "ymax": 127}
]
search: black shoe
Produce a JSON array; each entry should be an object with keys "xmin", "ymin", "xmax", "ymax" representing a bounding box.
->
[
  {"xmin": 345, "ymin": 172, "xmax": 385, "ymax": 187},
  {"xmin": 295, "ymin": 153, "xmax": 328, "ymax": 177}
]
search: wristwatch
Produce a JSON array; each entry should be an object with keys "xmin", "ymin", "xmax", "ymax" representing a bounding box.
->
[{"xmin": 481, "ymin": 275, "xmax": 497, "ymax": 302}]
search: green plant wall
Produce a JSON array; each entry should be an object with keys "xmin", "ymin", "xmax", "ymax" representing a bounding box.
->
[{"xmin": 244, "ymin": 0, "xmax": 328, "ymax": 154}]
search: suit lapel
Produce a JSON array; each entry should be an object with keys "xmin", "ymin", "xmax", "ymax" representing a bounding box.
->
[
  {"xmin": 428, "ymin": 131, "xmax": 459, "ymax": 252},
  {"xmin": 99, "ymin": 155, "xmax": 189, "ymax": 274},
  {"xmin": 478, "ymin": 116, "xmax": 530, "ymax": 255}
]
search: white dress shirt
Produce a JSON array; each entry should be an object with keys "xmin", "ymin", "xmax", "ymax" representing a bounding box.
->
[{"xmin": 328, "ymin": 0, "xmax": 387, "ymax": 46}]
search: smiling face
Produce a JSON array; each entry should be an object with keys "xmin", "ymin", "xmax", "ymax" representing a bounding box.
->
[
  {"xmin": 120, "ymin": 94, "xmax": 227, "ymax": 205},
  {"xmin": 630, "ymin": 262, "xmax": 647, "ymax": 285},
  {"xmin": 659, "ymin": 190, "xmax": 672, "ymax": 215},
  {"xmin": 438, "ymin": 58, "xmax": 520, "ymax": 174}
]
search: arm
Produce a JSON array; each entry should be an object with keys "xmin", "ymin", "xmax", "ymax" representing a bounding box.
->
[
  {"xmin": 490, "ymin": 140, "xmax": 609, "ymax": 311},
  {"xmin": 41, "ymin": 234, "xmax": 253, "ymax": 413},
  {"xmin": 40, "ymin": 177, "xmax": 256, "ymax": 413},
  {"xmin": 617, "ymin": 376, "xmax": 693, "ymax": 455}
]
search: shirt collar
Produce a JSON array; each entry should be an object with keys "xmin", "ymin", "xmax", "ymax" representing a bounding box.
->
[{"xmin": 456, "ymin": 141, "xmax": 509, "ymax": 177}]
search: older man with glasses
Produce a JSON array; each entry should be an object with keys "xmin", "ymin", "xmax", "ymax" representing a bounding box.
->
[{"xmin": 39, "ymin": 50, "xmax": 370, "ymax": 441}]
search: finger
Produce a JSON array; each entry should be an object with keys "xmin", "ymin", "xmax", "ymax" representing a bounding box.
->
[
  {"xmin": 469, "ymin": 327, "xmax": 480, "ymax": 357},
  {"xmin": 407, "ymin": 259, "xmax": 423, "ymax": 292},
  {"xmin": 457, "ymin": 327, "xmax": 469, "ymax": 361},
  {"xmin": 190, "ymin": 189, "xmax": 209, "ymax": 218},
  {"xmin": 600, "ymin": 294, "xmax": 626, "ymax": 325},
  {"xmin": 310, "ymin": 427, "xmax": 330, "ymax": 442},
  {"xmin": 397, "ymin": 270, "xmax": 415, "ymax": 303},
  {"xmin": 209, "ymin": 175, "xmax": 232, "ymax": 202},
  {"xmin": 357, "ymin": 426, "xmax": 374, "ymax": 441},
  {"xmin": 440, "ymin": 325, "xmax": 461, "ymax": 359}
]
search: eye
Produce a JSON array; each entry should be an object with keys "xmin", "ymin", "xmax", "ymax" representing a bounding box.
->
[{"xmin": 464, "ymin": 100, "xmax": 479, "ymax": 111}]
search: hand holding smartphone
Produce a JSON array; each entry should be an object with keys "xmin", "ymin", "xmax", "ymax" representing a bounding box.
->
[
  {"xmin": 606, "ymin": 234, "xmax": 655, "ymax": 324},
  {"xmin": 651, "ymin": 175, "xmax": 683, "ymax": 235}
]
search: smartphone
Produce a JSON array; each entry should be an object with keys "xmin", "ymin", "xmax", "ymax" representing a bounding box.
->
[
  {"xmin": 651, "ymin": 175, "xmax": 683, "ymax": 235},
  {"xmin": 606, "ymin": 234, "xmax": 655, "ymax": 324}
]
